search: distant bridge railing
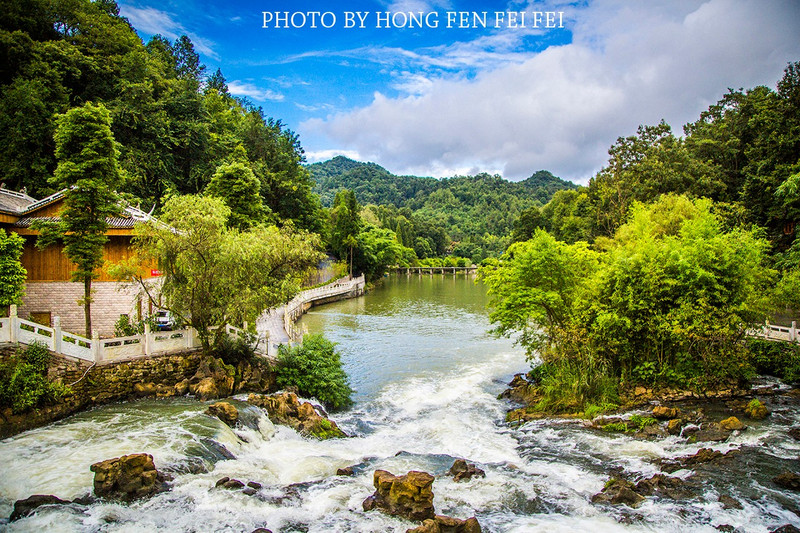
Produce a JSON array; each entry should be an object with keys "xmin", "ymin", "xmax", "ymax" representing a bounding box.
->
[
  {"xmin": 282, "ymin": 275, "xmax": 366, "ymax": 343},
  {"xmin": 750, "ymin": 321, "xmax": 798, "ymax": 343},
  {"xmin": 391, "ymin": 266, "xmax": 478, "ymax": 274}
]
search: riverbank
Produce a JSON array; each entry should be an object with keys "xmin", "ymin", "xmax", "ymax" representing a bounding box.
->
[{"xmin": 0, "ymin": 345, "xmax": 277, "ymax": 439}]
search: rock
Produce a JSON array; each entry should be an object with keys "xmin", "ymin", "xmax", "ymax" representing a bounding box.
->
[
  {"xmin": 407, "ymin": 515, "xmax": 482, "ymax": 533},
  {"xmin": 206, "ymin": 401, "xmax": 239, "ymax": 427},
  {"xmin": 789, "ymin": 427, "xmax": 800, "ymax": 441},
  {"xmin": 774, "ymin": 472, "xmax": 800, "ymax": 491},
  {"xmin": 189, "ymin": 357, "xmax": 235, "ymax": 401},
  {"xmin": 192, "ymin": 377, "xmax": 219, "ymax": 401},
  {"xmin": 661, "ymin": 447, "xmax": 736, "ymax": 473},
  {"xmin": 693, "ymin": 423, "xmax": 732, "ymax": 443},
  {"xmin": 667, "ymin": 418, "xmax": 684, "ymax": 436},
  {"xmin": 591, "ymin": 479, "xmax": 645, "ymax": 507},
  {"xmin": 337, "ymin": 466, "xmax": 355, "ymax": 476},
  {"xmin": 215, "ymin": 477, "xmax": 245, "ymax": 490},
  {"xmin": 652, "ymin": 406, "xmax": 680, "ymax": 420},
  {"xmin": 362, "ymin": 470, "xmax": 436, "ymax": 521},
  {"xmin": 252, "ymin": 529, "xmax": 273, "ymax": 533},
  {"xmin": 745, "ymin": 399, "xmax": 769, "ymax": 420},
  {"xmin": 9, "ymin": 494, "xmax": 71, "ymax": 521},
  {"xmin": 772, "ymin": 526, "xmax": 800, "ymax": 533},
  {"xmin": 719, "ymin": 494, "xmax": 742, "ymax": 510},
  {"xmin": 719, "ymin": 416, "xmax": 745, "ymax": 431},
  {"xmin": 247, "ymin": 481, "xmax": 262, "ymax": 490},
  {"xmin": 449, "ymin": 459, "xmax": 486, "ymax": 482},
  {"xmin": 634, "ymin": 474, "xmax": 693, "ymax": 500},
  {"xmin": 248, "ymin": 392, "xmax": 346, "ymax": 439},
  {"xmin": 90, "ymin": 453, "xmax": 171, "ymax": 501},
  {"xmin": 242, "ymin": 487, "xmax": 257, "ymax": 496},
  {"xmin": 133, "ymin": 382, "xmax": 157, "ymax": 397},
  {"xmin": 175, "ymin": 379, "xmax": 190, "ymax": 395}
]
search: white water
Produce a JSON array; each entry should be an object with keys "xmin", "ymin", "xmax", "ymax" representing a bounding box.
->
[{"xmin": 1, "ymin": 275, "xmax": 799, "ymax": 532}]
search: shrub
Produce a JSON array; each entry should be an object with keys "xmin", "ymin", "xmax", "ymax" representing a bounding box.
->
[
  {"xmin": 749, "ymin": 339, "xmax": 800, "ymax": 384},
  {"xmin": 212, "ymin": 334, "xmax": 257, "ymax": 367},
  {"xmin": 276, "ymin": 334, "xmax": 353, "ymax": 411},
  {"xmin": 0, "ymin": 342, "xmax": 70, "ymax": 414}
]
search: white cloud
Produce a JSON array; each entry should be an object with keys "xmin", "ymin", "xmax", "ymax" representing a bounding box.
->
[
  {"xmin": 305, "ymin": 149, "xmax": 364, "ymax": 163},
  {"xmin": 228, "ymin": 81, "xmax": 285, "ymax": 101},
  {"xmin": 303, "ymin": 0, "xmax": 800, "ymax": 182},
  {"xmin": 120, "ymin": 5, "xmax": 219, "ymax": 59}
]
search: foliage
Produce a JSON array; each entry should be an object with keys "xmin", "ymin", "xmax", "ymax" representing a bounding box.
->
[
  {"xmin": 0, "ymin": 1, "xmax": 323, "ymax": 232},
  {"xmin": 206, "ymin": 157, "xmax": 268, "ymax": 230},
  {"xmin": 113, "ymin": 314, "xmax": 141, "ymax": 337},
  {"xmin": 0, "ymin": 342, "xmax": 70, "ymax": 414},
  {"xmin": 32, "ymin": 102, "xmax": 122, "ymax": 337},
  {"xmin": 111, "ymin": 195, "xmax": 323, "ymax": 349},
  {"xmin": 0, "ymin": 228, "xmax": 26, "ymax": 307},
  {"xmin": 212, "ymin": 334, "xmax": 257, "ymax": 367},
  {"xmin": 276, "ymin": 334, "xmax": 353, "ymax": 410},
  {"xmin": 482, "ymin": 195, "xmax": 771, "ymax": 411},
  {"xmin": 749, "ymin": 338, "xmax": 800, "ymax": 384}
]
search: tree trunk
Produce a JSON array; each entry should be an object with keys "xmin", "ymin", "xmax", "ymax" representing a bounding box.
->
[{"xmin": 84, "ymin": 276, "xmax": 92, "ymax": 338}]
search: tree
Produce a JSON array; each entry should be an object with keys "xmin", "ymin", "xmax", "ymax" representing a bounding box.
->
[
  {"xmin": 113, "ymin": 195, "xmax": 323, "ymax": 350},
  {"xmin": 330, "ymin": 189, "xmax": 361, "ymax": 277},
  {"xmin": 34, "ymin": 102, "xmax": 122, "ymax": 337},
  {"xmin": 0, "ymin": 229, "xmax": 26, "ymax": 309},
  {"xmin": 206, "ymin": 156, "xmax": 267, "ymax": 230}
]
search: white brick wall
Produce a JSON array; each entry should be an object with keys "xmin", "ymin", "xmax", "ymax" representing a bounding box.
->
[{"xmin": 19, "ymin": 281, "xmax": 142, "ymax": 336}]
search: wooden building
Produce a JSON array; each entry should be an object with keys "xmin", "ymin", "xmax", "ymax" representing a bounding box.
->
[{"xmin": 0, "ymin": 187, "xmax": 157, "ymax": 336}]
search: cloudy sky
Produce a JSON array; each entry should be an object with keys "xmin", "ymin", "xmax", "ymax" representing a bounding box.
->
[{"xmin": 118, "ymin": 0, "xmax": 800, "ymax": 183}]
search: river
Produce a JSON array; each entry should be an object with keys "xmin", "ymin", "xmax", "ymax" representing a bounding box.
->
[{"xmin": 1, "ymin": 274, "xmax": 799, "ymax": 532}]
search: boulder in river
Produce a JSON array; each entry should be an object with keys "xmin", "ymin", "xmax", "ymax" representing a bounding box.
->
[
  {"xmin": 407, "ymin": 515, "xmax": 482, "ymax": 533},
  {"xmin": 745, "ymin": 399, "xmax": 769, "ymax": 420},
  {"xmin": 719, "ymin": 416, "xmax": 745, "ymax": 431},
  {"xmin": 206, "ymin": 401, "xmax": 239, "ymax": 427},
  {"xmin": 591, "ymin": 478, "xmax": 645, "ymax": 507},
  {"xmin": 449, "ymin": 459, "xmax": 486, "ymax": 482},
  {"xmin": 90, "ymin": 453, "xmax": 171, "ymax": 501},
  {"xmin": 9, "ymin": 494, "xmax": 72, "ymax": 522},
  {"xmin": 362, "ymin": 469, "xmax": 436, "ymax": 521},
  {"xmin": 774, "ymin": 472, "xmax": 800, "ymax": 491},
  {"xmin": 248, "ymin": 392, "xmax": 346, "ymax": 439},
  {"xmin": 652, "ymin": 406, "xmax": 680, "ymax": 420},
  {"xmin": 189, "ymin": 357, "xmax": 235, "ymax": 401}
]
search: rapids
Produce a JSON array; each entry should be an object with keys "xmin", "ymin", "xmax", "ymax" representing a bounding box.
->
[{"xmin": 1, "ymin": 274, "xmax": 799, "ymax": 532}]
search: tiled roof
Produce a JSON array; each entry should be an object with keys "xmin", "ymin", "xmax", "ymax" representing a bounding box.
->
[
  {"xmin": 13, "ymin": 215, "xmax": 139, "ymax": 229},
  {"xmin": 0, "ymin": 188, "xmax": 36, "ymax": 214}
]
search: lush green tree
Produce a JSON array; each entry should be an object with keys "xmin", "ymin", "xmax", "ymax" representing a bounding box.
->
[
  {"xmin": 0, "ymin": 228, "xmax": 26, "ymax": 308},
  {"xmin": 354, "ymin": 224, "xmax": 416, "ymax": 280},
  {"xmin": 330, "ymin": 189, "xmax": 362, "ymax": 276},
  {"xmin": 206, "ymin": 157, "xmax": 267, "ymax": 230},
  {"xmin": 112, "ymin": 195, "xmax": 323, "ymax": 350},
  {"xmin": 34, "ymin": 102, "xmax": 122, "ymax": 337},
  {"xmin": 276, "ymin": 334, "xmax": 353, "ymax": 410},
  {"xmin": 482, "ymin": 195, "xmax": 771, "ymax": 411}
]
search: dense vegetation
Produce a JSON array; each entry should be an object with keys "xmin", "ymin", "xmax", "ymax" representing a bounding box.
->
[
  {"xmin": 276, "ymin": 334, "xmax": 353, "ymax": 410},
  {"xmin": 484, "ymin": 62, "xmax": 800, "ymax": 413},
  {"xmin": 0, "ymin": 342, "xmax": 70, "ymax": 414},
  {"xmin": 310, "ymin": 157, "xmax": 577, "ymax": 262}
]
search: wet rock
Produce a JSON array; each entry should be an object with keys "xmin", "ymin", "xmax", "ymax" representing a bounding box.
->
[
  {"xmin": 242, "ymin": 487, "xmax": 258, "ymax": 496},
  {"xmin": 407, "ymin": 515, "xmax": 482, "ymax": 533},
  {"xmin": 499, "ymin": 374, "xmax": 541, "ymax": 406},
  {"xmin": 591, "ymin": 479, "xmax": 645, "ymax": 508},
  {"xmin": 652, "ymin": 406, "xmax": 680, "ymax": 420},
  {"xmin": 133, "ymin": 382, "xmax": 157, "ymax": 397},
  {"xmin": 206, "ymin": 401, "xmax": 239, "ymax": 427},
  {"xmin": 175, "ymin": 379, "xmax": 191, "ymax": 395},
  {"xmin": 215, "ymin": 477, "xmax": 245, "ymax": 489},
  {"xmin": 252, "ymin": 529, "xmax": 273, "ymax": 533},
  {"xmin": 774, "ymin": 472, "xmax": 800, "ymax": 491},
  {"xmin": 772, "ymin": 526, "xmax": 800, "ymax": 533},
  {"xmin": 719, "ymin": 416, "xmax": 745, "ymax": 431},
  {"xmin": 449, "ymin": 459, "xmax": 486, "ymax": 482},
  {"xmin": 247, "ymin": 481, "xmax": 262, "ymax": 490},
  {"xmin": 247, "ymin": 392, "xmax": 346, "ymax": 439},
  {"xmin": 692, "ymin": 423, "xmax": 732, "ymax": 443},
  {"xmin": 90, "ymin": 453, "xmax": 171, "ymax": 501},
  {"xmin": 718, "ymin": 494, "xmax": 742, "ymax": 510},
  {"xmin": 634, "ymin": 474, "xmax": 693, "ymax": 500},
  {"xmin": 661, "ymin": 447, "xmax": 736, "ymax": 473},
  {"xmin": 9, "ymin": 494, "xmax": 71, "ymax": 521},
  {"xmin": 788, "ymin": 427, "xmax": 800, "ymax": 441},
  {"xmin": 189, "ymin": 358, "xmax": 235, "ymax": 401},
  {"xmin": 667, "ymin": 418, "xmax": 685, "ymax": 435},
  {"xmin": 336, "ymin": 466, "xmax": 355, "ymax": 476},
  {"xmin": 745, "ymin": 399, "xmax": 769, "ymax": 420},
  {"xmin": 362, "ymin": 470, "xmax": 436, "ymax": 521}
]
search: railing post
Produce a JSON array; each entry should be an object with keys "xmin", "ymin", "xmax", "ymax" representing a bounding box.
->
[
  {"xmin": 92, "ymin": 330, "xmax": 101, "ymax": 363},
  {"xmin": 53, "ymin": 316, "xmax": 62, "ymax": 354},
  {"xmin": 792, "ymin": 321, "xmax": 797, "ymax": 342},
  {"xmin": 144, "ymin": 323, "xmax": 152, "ymax": 356},
  {"xmin": 9, "ymin": 304, "xmax": 17, "ymax": 343}
]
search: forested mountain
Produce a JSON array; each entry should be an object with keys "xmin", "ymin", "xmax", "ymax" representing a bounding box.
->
[{"xmin": 308, "ymin": 156, "xmax": 577, "ymax": 260}]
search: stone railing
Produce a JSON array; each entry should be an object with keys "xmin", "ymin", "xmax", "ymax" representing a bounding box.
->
[
  {"xmin": 751, "ymin": 321, "xmax": 799, "ymax": 343},
  {"xmin": 0, "ymin": 305, "xmax": 259, "ymax": 364},
  {"xmin": 282, "ymin": 275, "xmax": 365, "ymax": 341}
]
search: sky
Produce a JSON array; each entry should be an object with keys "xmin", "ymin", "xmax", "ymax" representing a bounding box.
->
[{"xmin": 117, "ymin": 0, "xmax": 800, "ymax": 183}]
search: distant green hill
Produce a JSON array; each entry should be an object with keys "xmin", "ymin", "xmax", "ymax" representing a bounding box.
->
[
  {"xmin": 308, "ymin": 156, "xmax": 576, "ymax": 208},
  {"xmin": 307, "ymin": 156, "xmax": 577, "ymax": 260}
]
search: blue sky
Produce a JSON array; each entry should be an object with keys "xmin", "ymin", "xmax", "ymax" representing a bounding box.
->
[{"xmin": 118, "ymin": 0, "xmax": 800, "ymax": 183}]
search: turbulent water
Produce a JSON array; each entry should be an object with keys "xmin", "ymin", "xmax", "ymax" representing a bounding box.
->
[{"xmin": 1, "ymin": 274, "xmax": 800, "ymax": 532}]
